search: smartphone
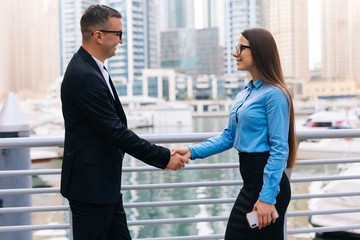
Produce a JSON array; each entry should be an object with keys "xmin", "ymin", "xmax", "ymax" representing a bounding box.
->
[{"xmin": 246, "ymin": 209, "xmax": 279, "ymax": 229}]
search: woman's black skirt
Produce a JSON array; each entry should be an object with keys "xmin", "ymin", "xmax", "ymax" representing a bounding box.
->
[{"xmin": 224, "ymin": 152, "xmax": 291, "ymax": 240}]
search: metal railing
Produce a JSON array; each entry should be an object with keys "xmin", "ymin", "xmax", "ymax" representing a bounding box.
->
[{"xmin": 1, "ymin": 129, "xmax": 360, "ymax": 239}]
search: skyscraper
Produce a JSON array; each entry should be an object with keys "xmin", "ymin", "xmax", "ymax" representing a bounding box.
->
[
  {"xmin": 107, "ymin": 0, "xmax": 158, "ymax": 96},
  {"xmin": 0, "ymin": 0, "xmax": 60, "ymax": 100},
  {"xmin": 321, "ymin": 0, "xmax": 360, "ymax": 82},
  {"xmin": 59, "ymin": 0, "xmax": 100, "ymax": 75},
  {"xmin": 268, "ymin": 0, "xmax": 310, "ymax": 96},
  {"xmin": 223, "ymin": 0, "xmax": 268, "ymax": 75}
]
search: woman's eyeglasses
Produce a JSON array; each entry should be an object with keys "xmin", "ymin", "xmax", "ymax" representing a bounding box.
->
[{"xmin": 235, "ymin": 44, "xmax": 251, "ymax": 55}]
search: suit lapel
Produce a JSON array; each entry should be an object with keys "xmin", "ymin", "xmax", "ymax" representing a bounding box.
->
[{"xmin": 78, "ymin": 47, "xmax": 127, "ymax": 126}]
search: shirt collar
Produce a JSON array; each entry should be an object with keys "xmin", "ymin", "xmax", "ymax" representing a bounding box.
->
[
  {"xmin": 92, "ymin": 56, "xmax": 105, "ymax": 71},
  {"xmin": 245, "ymin": 78, "xmax": 263, "ymax": 90}
]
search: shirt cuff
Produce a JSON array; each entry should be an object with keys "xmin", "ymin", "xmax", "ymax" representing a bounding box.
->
[
  {"xmin": 188, "ymin": 146, "xmax": 198, "ymax": 160},
  {"xmin": 258, "ymin": 186, "xmax": 279, "ymax": 204}
]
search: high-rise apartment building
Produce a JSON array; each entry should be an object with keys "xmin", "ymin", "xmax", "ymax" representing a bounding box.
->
[
  {"xmin": 223, "ymin": 0, "xmax": 268, "ymax": 75},
  {"xmin": 321, "ymin": 0, "xmax": 360, "ymax": 82},
  {"xmin": 268, "ymin": 0, "xmax": 309, "ymax": 97},
  {"xmin": 0, "ymin": 0, "xmax": 59, "ymax": 100}
]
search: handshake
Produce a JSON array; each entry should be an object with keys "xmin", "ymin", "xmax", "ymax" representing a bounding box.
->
[{"xmin": 165, "ymin": 146, "xmax": 192, "ymax": 171}]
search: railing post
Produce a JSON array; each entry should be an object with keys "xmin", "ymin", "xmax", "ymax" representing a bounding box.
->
[{"xmin": 0, "ymin": 92, "xmax": 32, "ymax": 240}]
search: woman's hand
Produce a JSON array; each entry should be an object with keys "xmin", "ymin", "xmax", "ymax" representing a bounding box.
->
[
  {"xmin": 253, "ymin": 200, "xmax": 276, "ymax": 229},
  {"xmin": 170, "ymin": 146, "xmax": 192, "ymax": 159}
]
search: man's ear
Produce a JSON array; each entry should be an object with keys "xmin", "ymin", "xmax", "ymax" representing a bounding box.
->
[{"xmin": 93, "ymin": 31, "xmax": 103, "ymax": 44}]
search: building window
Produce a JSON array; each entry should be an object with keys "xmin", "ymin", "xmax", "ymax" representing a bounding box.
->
[
  {"xmin": 162, "ymin": 77, "xmax": 169, "ymax": 100},
  {"xmin": 148, "ymin": 76, "xmax": 158, "ymax": 98},
  {"xmin": 220, "ymin": 105, "xmax": 225, "ymax": 112},
  {"xmin": 132, "ymin": 2, "xmax": 140, "ymax": 7},
  {"xmin": 203, "ymin": 105, "xmax": 209, "ymax": 112}
]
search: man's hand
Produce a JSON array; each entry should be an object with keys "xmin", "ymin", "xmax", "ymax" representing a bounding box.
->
[
  {"xmin": 170, "ymin": 146, "xmax": 192, "ymax": 159},
  {"xmin": 166, "ymin": 152, "xmax": 189, "ymax": 171}
]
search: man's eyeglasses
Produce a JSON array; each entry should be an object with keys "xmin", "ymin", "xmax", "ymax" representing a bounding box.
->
[
  {"xmin": 91, "ymin": 30, "xmax": 122, "ymax": 39},
  {"xmin": 235, "ymin": 44, "xmax": 251, "ymax": 55}
]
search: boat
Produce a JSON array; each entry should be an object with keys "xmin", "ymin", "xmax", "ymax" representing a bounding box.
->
[
  {"xmin": 308, "ymin": 163, "xmax": 360, "ymax": 239},
  {"xmin": 297, "ymin": 109, "xmax": 360, "ymax": 159},
  {"xmin": 302, "ymin": 109, "xmax": 360, "ymax": 129},
  {"xmin": 31, "ymin": 149, "xmax": 60, "ymax": 163}
]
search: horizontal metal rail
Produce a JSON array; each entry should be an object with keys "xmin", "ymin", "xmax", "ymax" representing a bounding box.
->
[
  {"xmin": 0, "ymin": 224, "xmax": 69, "ymax": 233},
  {"xmin": 287, "ymin": 225, "xmax": 360, "ymax": 234},
  {"xmin": 288, "ymin": 208, "xmax": 360, "ymax": 217},
  {"xmin": 139, "ymin": 235, "xmax": 224, "ymax": 240},
  {"xmin": 2, "ymin": 203, "xmax": 358, "ymax": 217},
  {"xmin": 0, "ymin": 205, "xmax": 69, "ymax": 214},
  {"xmin": 290, "ymin": 175, "xmax": 360, "ymax": 182},
  {"xmin": 128, "ymin": 216, "xmax": 229, "ymax": 226},
  {"xmin": 292, "ymin": 191, "xmax": 360, "ymax": 199},
  {"xmin": 0, "ymin": 137, "xmax": 65, "ymax": 149},
  {"xmin": 296, "ymin": 129, "xmax": 360, "ymax": 140},
  {"xmin": 296, "ymin": 158, "xmax": 360, "ymax": 165},
  {"xmin": 0, "ymin": 187, "xmax": 60, "ymax": 195},
  {"xmin": 0, "ymin": 132, "xmax": 220, "ymax": 149},
  {"xmin": 124, "ymin": 198, "xmax": 236, "ymax": 208},
  {"xmin": 1, "ymin": 129, "xmax": 360, "ymax": 149},
  {"xmin": 1, "ymin": 157, "xmax": 360, "ymax": 177},
  {"xmin": 0, "ymin": 169, "xmax": 61, "ymax": 177}
]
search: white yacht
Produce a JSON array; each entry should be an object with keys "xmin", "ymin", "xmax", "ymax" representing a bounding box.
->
[
  {"xmin": 308, "ymin": 163, "xmax": 360, "ymax": 238},
  {"xmin": 297, "ymin": 109, "xmax": 360, "ymax": 159}
]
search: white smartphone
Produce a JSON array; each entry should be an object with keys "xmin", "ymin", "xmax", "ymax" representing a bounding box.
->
[{"xmin": 246, "ymin": 209, "xmax": 279, "ymax": 229}]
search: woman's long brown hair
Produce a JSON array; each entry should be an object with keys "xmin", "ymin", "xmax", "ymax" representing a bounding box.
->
[{"xmin": 242, "ymin": 28, "xmax": 297, "ymax": 169}]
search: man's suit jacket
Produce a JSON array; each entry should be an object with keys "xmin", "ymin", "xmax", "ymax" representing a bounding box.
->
[{"xmin": 60, "ymin": 47, "xmax": 170, "ymax": 204}]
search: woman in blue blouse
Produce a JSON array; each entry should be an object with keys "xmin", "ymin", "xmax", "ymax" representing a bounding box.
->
[{"xmin": 172, "ymin": 28, "xmax": 297, "ymax": 239}]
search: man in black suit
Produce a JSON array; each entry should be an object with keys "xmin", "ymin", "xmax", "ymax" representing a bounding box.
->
[{"xmin": 60, "ymin": 5, "xmax": 188, "ymax": 239}]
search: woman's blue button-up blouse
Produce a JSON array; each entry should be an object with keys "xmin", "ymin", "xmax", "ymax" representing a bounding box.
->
[{"xmin": 189, "ymin": 79, "xmax": 290, "ymax": 204}]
